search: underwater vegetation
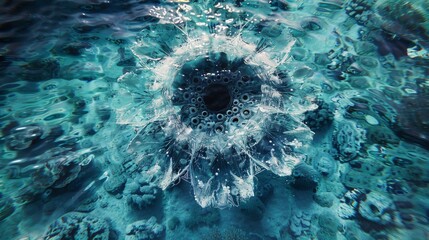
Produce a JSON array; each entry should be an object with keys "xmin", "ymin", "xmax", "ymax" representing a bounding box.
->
[{"xmin": 0, "ymin": 0, "xmax": 428, "ymax": 239}]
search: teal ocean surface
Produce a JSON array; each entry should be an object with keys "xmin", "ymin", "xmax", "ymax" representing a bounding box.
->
[{"xmin": 1, "ymin": 0, "xmax": 428, "ymax": 239}]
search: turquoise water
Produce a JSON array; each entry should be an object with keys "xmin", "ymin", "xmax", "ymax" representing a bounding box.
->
[{"xmin": 1, "ymin": 0, "xmax": 429, "ymax": 239}]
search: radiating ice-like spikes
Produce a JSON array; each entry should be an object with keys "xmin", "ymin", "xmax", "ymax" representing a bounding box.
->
[{"xmin": 114, "ymin": 3, "xmax": 316, "ymax": 208}]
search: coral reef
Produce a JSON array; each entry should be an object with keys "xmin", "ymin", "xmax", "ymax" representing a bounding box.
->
[
  {"xmin": 338, "ymin": 189, "xmax": 365, "ymax": 219},
  {"xmin": 103, "ymin": 174, "xmax": 126, "ymax": 196},
  {"xmin": 314, "ymin": 192, "xmax": 335, "ymax": 208},
  {"xmin": 289, "ymin": 211, "xmax": 312, "ymax": 238},
  {"xmin": 43, "ymin": 212, "xmax": 110, "ymax": 240},
  {"xmin": 125, "ymin": 217, "xmax": 164, "ymax": 240},
  {"xmin": 312, "ymin": 152, "xmax": 337, "ymax": 178},
  {"xmin": 358, "ymin": 192, "xmax": 395, "ymax": 225},
  {"xmin": 345, "ymin": 0, "xmax": 375, "ymax": 25},
  {"xmin": 304, "ymin": 100, "xmax": 335, "ymax": 131},
  {"xmin": 317, "ymin": 212, "xmax": 340, "ymax": 240},
  {"xmin": 124, "ymin": 174, "xmax": 160, "ymax": 209},
  {"xmin": 333, "ymin": 121, "xmax": 366, "ymax": 162}
]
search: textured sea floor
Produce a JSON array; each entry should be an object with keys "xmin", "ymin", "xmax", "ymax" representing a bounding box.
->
[{"xmin": 1, "ymin": 0, "xmax": 429, "ymax": 239}]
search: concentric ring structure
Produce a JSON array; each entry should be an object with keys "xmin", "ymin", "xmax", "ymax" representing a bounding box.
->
[{"xmin": 114, "ymin": 8, "xmax": 317, "ymax": 208}]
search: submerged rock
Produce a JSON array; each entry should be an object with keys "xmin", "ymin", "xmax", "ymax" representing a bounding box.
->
[
  {"xmin": 124, "ymin": 174, "xmax": 160, "ymax": 209},
  {"xmin": 338, "ymin": 189, "xmax": 365, "ymax": 219},
  {"xmin": 312, "ymin": 152, "xmax": 337, "ymax": 178},
  {"xmin": 43, "ymin": 212, "xmax": 110, "ymax": 240},
  {"xmin": 317, "ymin": 212, "xmax": 340, "ymax": 240},
  {"xmin": 289, "ymin": 211, "xmax": 312, "ymax": 238},
  {"xmin": 104, "ymin": 174, "xmax": 126, "ymax": 195},
  {"xmin": 358, "ymin": 192, "xmax": 395, "ymax": 225},
  {"xmin": 291, "ymin": 164, "xmax": 320, "ymax": 191},
  {"xmin": 125, "ymin": 217, "xmax": 164, "ymax": 240},
  {"xmin": 314, "ymin": 192, "xmax": 335, "ymax": 207},
  {"xmin": 333, "ymin": 121, "xmax": 366, "ymax": 162}
]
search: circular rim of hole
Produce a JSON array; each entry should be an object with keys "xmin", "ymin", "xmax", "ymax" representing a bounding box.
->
[
  {"xmin": 215, "ymin": 123, "xmax": 224, "ymax": 133},
  {"xmin": 241, "ymin": 94, "xmax": 249, "ymax": 102},
  {"xmin": 189, "ymin": 107, "xmax": 197, "ymax": 114},
  {"xmin": 191, "ymin": 117, "xmax": 200, "ymax": 125},
  {"xmin": 231, "ymin": 117, "xmax": 240, "ymax": 123},
  {"xmin": 241, "ymin": 109, "xmax": 251, "ymax": 119},
  {"xmin": 184, "ymin": 92, "xmax": 191, "ymax": 99},
  {"xmin": 217, "ymin": 113, "xmax": 225, "ymax": 120}
]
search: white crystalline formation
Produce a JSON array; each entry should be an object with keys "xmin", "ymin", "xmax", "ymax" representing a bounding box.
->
[{"xmin": 115, "ymin": 4, "xmax": 317, "ymax": 208}]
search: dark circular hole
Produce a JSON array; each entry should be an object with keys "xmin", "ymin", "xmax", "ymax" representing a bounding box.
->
[
  {"xmin": 241, "ymin": 109, "xmax": 251, "ymax": 119},
  {"xmin": 223, "ymin": 77, "xmax": 229, "ymax": 83},
  {"xmin": 203, "ymin": 83, "xmax": 231, "ymax": 112},
  {"xmin": 202, "ymin": 111, "xmax": 208, "ymax": 116},
  {"xmin": 232, "ymin": 117, "xmax": 239, "ymax": 123},
  {"xmin": 193, "ymin": 77, "xmax": 199, "ymax": 83}
]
